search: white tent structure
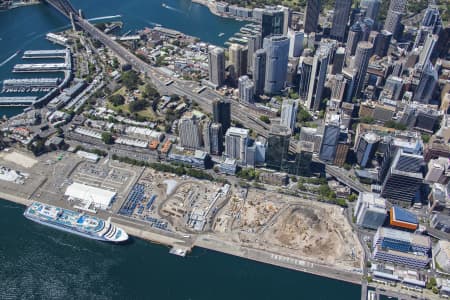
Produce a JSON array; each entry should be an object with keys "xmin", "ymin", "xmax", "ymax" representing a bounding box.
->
[{"xmin": 65, "ymin": 182, "xmax": 116, "ymax": 210}]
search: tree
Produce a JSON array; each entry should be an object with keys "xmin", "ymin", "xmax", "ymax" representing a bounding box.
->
[
  {"xmin": 289, "ymin": 91, "xmax": 299, "ymax": 99},
  {"xmin": 360, "ymin": 116, "xmax": 375, "ymax": 124},
  {"xmin": 348, "ymin": 194, "xmax": 358, "ymax": 202},
  {"xmin": 121, "ymin": 70, "xmax": 140, "ymax": 90},
  {"xmin": 384, "ymin": 120, "xmax": 407, "ymax": 130},
  {"xmin": 297, "ymin": 107, "xmax": 313, "ymax": 123},
  {"xmin": 236, "ymin": 168, "xmax": 258, "ymax": 181},
  {"xmin": 101, "ymin": 132, "xmax": 114, "ymax": 144},
  {"xmin": 422, "ymin": 133, "xmax": 430, "ymax": 143},
  {"xmin": 297, "ymin": 183, "xmax": 307, "ymax": 191},
  {"xmin": 109, "ymin": 94, "xmax": 125, "ymax": 106},
  {"xmin": 112, "ymin": 57, "xmax": 119, "ymax": 69},
  {"xmin": 129, "ymin": 100, "xmax": 149, "ymax": 113},
  {"xmin": 143, "ymin": 83, "xmax": 160, "ymax": 99},
  {"xmin": 259, "ymin": 115, "xmax": 271, "ymax": 124}
]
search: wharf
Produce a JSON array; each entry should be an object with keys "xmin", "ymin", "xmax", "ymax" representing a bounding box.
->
[
  {"xmin": 0, "ymin": 96, "xmax": 37, "ymax": 106},
  {"xmin": 13, "ymin": 63, "xmax": 69, "ymax": 73},
  {"xmin": 22, "ymin": 49, "xmax": 68, "ymax": 59},
  {"xmin": 2, "ymin": 78, "xmax": 60, "ymax": 92}
]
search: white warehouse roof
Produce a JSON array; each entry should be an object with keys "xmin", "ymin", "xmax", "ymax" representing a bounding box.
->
[{"xmin": 65, "ymin": 182, "xmax": 116, "ymax": 209}]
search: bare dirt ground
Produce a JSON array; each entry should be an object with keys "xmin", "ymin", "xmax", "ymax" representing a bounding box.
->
[
  {"xmin": 0, "ymin": 151, "xmax": 38, "ymax": 168},
  {"xmin": 262, "ymin": 203, "xmax": 363, "ymax": 270}
]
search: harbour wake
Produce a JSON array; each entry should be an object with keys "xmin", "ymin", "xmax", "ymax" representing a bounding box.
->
[{"xmin": 0, "ymin": 51, "xmax": 18, "ymax": 68}]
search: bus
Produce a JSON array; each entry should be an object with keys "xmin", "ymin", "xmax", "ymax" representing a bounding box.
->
[{"xmin": 195, "ymin": 86, "xmax": 207, "ymax": 94}]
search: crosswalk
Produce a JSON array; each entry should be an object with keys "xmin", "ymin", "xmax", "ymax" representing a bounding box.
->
[{"xmin": 270, "ymin": 253, "xmax": 314, "ymax": 268}]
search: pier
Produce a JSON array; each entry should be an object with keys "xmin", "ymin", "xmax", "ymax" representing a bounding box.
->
[
  {"xmin": 22, "ymin": 49, "xmax": 69, "ymax": 59},
  {"xmin": 2, "ymin": 78, "xmax": 60, "ymax": 93},
  {"xmin": 0, "ymin": 96, "xmax": 37, "ymax": 106},
  {"xmin": 13, "ymin": 63, "xmax": 69, "ymax": 73}
]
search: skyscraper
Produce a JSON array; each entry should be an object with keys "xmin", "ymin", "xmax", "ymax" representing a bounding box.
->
[
  {"xmin": 360, "ymin": 0, "xmax": 381, "ymax": 22},
  {"xmin": 373, "ymin": 30, "xmax": 392, "ymax": 57},
  {"xmin": 384, "ymin": 0, "xmax": 407, "ymax": 39},
  {"xmin": 303, "ymin": 0, "xmax": 321, "ymax": 34},
  {"xmin": 319, "ymin": 122, "xmax": 341, "ymax": 163},
  {"xmin": 356, "ymin": 132, "xmax": 379, "ymax": 167},
  {"xmin": 345, "ymin": 22, "xmax": 363, "ymax": 65},
  {"xmin": 247, "ymin": 34, "xmax": 262, "ymax": 75},
  {"xmin": 306, "ymin": 46, "xmax": 329, "ymax": 111},
  {"xmin": 203, "ymin": 122, "xmax": 223, "ymax": 155},
  {"xmin": 331, "ymin": 74, "xmax": 347, "ymax": 103},
  {"xmin": 229, "ymin": 43, "xmax": 246, "ymax": 80},
  {"xmin": 353, "ymin": 41, "xmax": 373, "ymax": 98},
  {"xmin": 281, "ymin": 6, "xmax": 291, "ymax": 35},
  {"xmin": 361, "ymin": 17, "xmax": 374, "ymax": 41},
  {"xmin": 263, "ymin": 35, "xmax": 289, "ymax": 95},
  {"xmin": 253, "ymin": 49, "xmax": 267, "ymax": 96},
  {"xmin": 225, "ymin": 127, "xmax": 250, "ymax": 164},
  {"xmin": 381, "ymin": 149, "xmax": 424, "ymax": 203},
  {"xmin": 212, "ymin": 99, "xmax": 231, "ymax": 134},
  {"xmin": 330, "ymin": 0, "xmax": 352, "ymax": 42},
  {"xmin": 208, "ymin": 46, "xmax": 225, "ymax": 88},
  {"xmin": 261, "ymin": 7, "xmax": 285, "ymax": 40},
  {"xmin": 298, "ymin": 56, "xmax": 314, "ymax": 100},
  {"xmin": 266, "ymin": 125, "xmax": 291, "ymax": 170},
  {"xmin": 331, "ymin": 47, "xmax": 345, "ymax": 75},
  {"xmin": 203, "ymin": 120, "xmax": 211, "ymax": 154},
  {"xmin": 178, "ymin": 114, "xmax": 203, "ymax": 149},
  {"xmin": 334, "ymin": 131, "xmax": 350, "ymax": 167},
  {"xmin": 413, "ymin": 62, "xmax": 438, "ymax": 104},
  {"xmin": 288, "ymin": 30, "xmax": 304, "ymax": 58},
  {"xmin": 414, "ymin": 4, "xmax": 442, "ymax": 48},
  {"xmin": 238, "ymin": 75, "xmax": 255, "ymax": 104},
  {"xmin": 280, "ymin": 99, "xmax": 298, "ymax": 131},
  {"xmin": 421, "ymin": 4, "xmax": 442, "ymax": 32},
  {"xmin": 418, "ymin": 33, "xmax": 438, "ymax": 67}
]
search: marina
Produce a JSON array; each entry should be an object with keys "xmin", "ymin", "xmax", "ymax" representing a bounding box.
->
[{"xmin": 0, "ymin": 47, "xmax": 73, "ymax": 107}]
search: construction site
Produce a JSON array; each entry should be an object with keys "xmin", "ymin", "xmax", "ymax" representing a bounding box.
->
[
  {"xmin": 160, "ymin": 179, "xmax": 230, "ymax": 232},
  {"xmin": 213, "ymin": 188, "xmax": 364, "ymax": 272}
]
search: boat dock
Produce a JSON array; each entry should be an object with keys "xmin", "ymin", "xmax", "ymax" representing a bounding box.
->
[
  {"xmin": 22, "ymin": 49, "xmax": 69, "ymax": 59},
  {"xmin": 2, "ymin": 78, "xmax": 60, "ymax": 93},
  {"xmin": 13, "ymin": 63, "xmax": 69, "ymax": 73},
  {"xmin": 0, "ymin": 96, "xmax": 37, "ymax": 106}
]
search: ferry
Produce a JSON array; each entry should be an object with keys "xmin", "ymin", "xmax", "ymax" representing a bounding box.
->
[{"xmin": 24, "ymin": 202, "xmax": 128, "ymax": 243}]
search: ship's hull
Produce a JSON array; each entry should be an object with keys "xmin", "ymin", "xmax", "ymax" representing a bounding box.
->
[{"xmin": 24, "ymin": 210, "xmax": 127, "ymax": 243}]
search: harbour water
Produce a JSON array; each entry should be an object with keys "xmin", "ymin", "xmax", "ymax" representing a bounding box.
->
[
  {"xmin": 0, "ymin": 199, "xmax": 360, "ymax": 299},
  {"xmin": 0, "ymin": 1, "xmax": 362, "ymax": 298}
]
